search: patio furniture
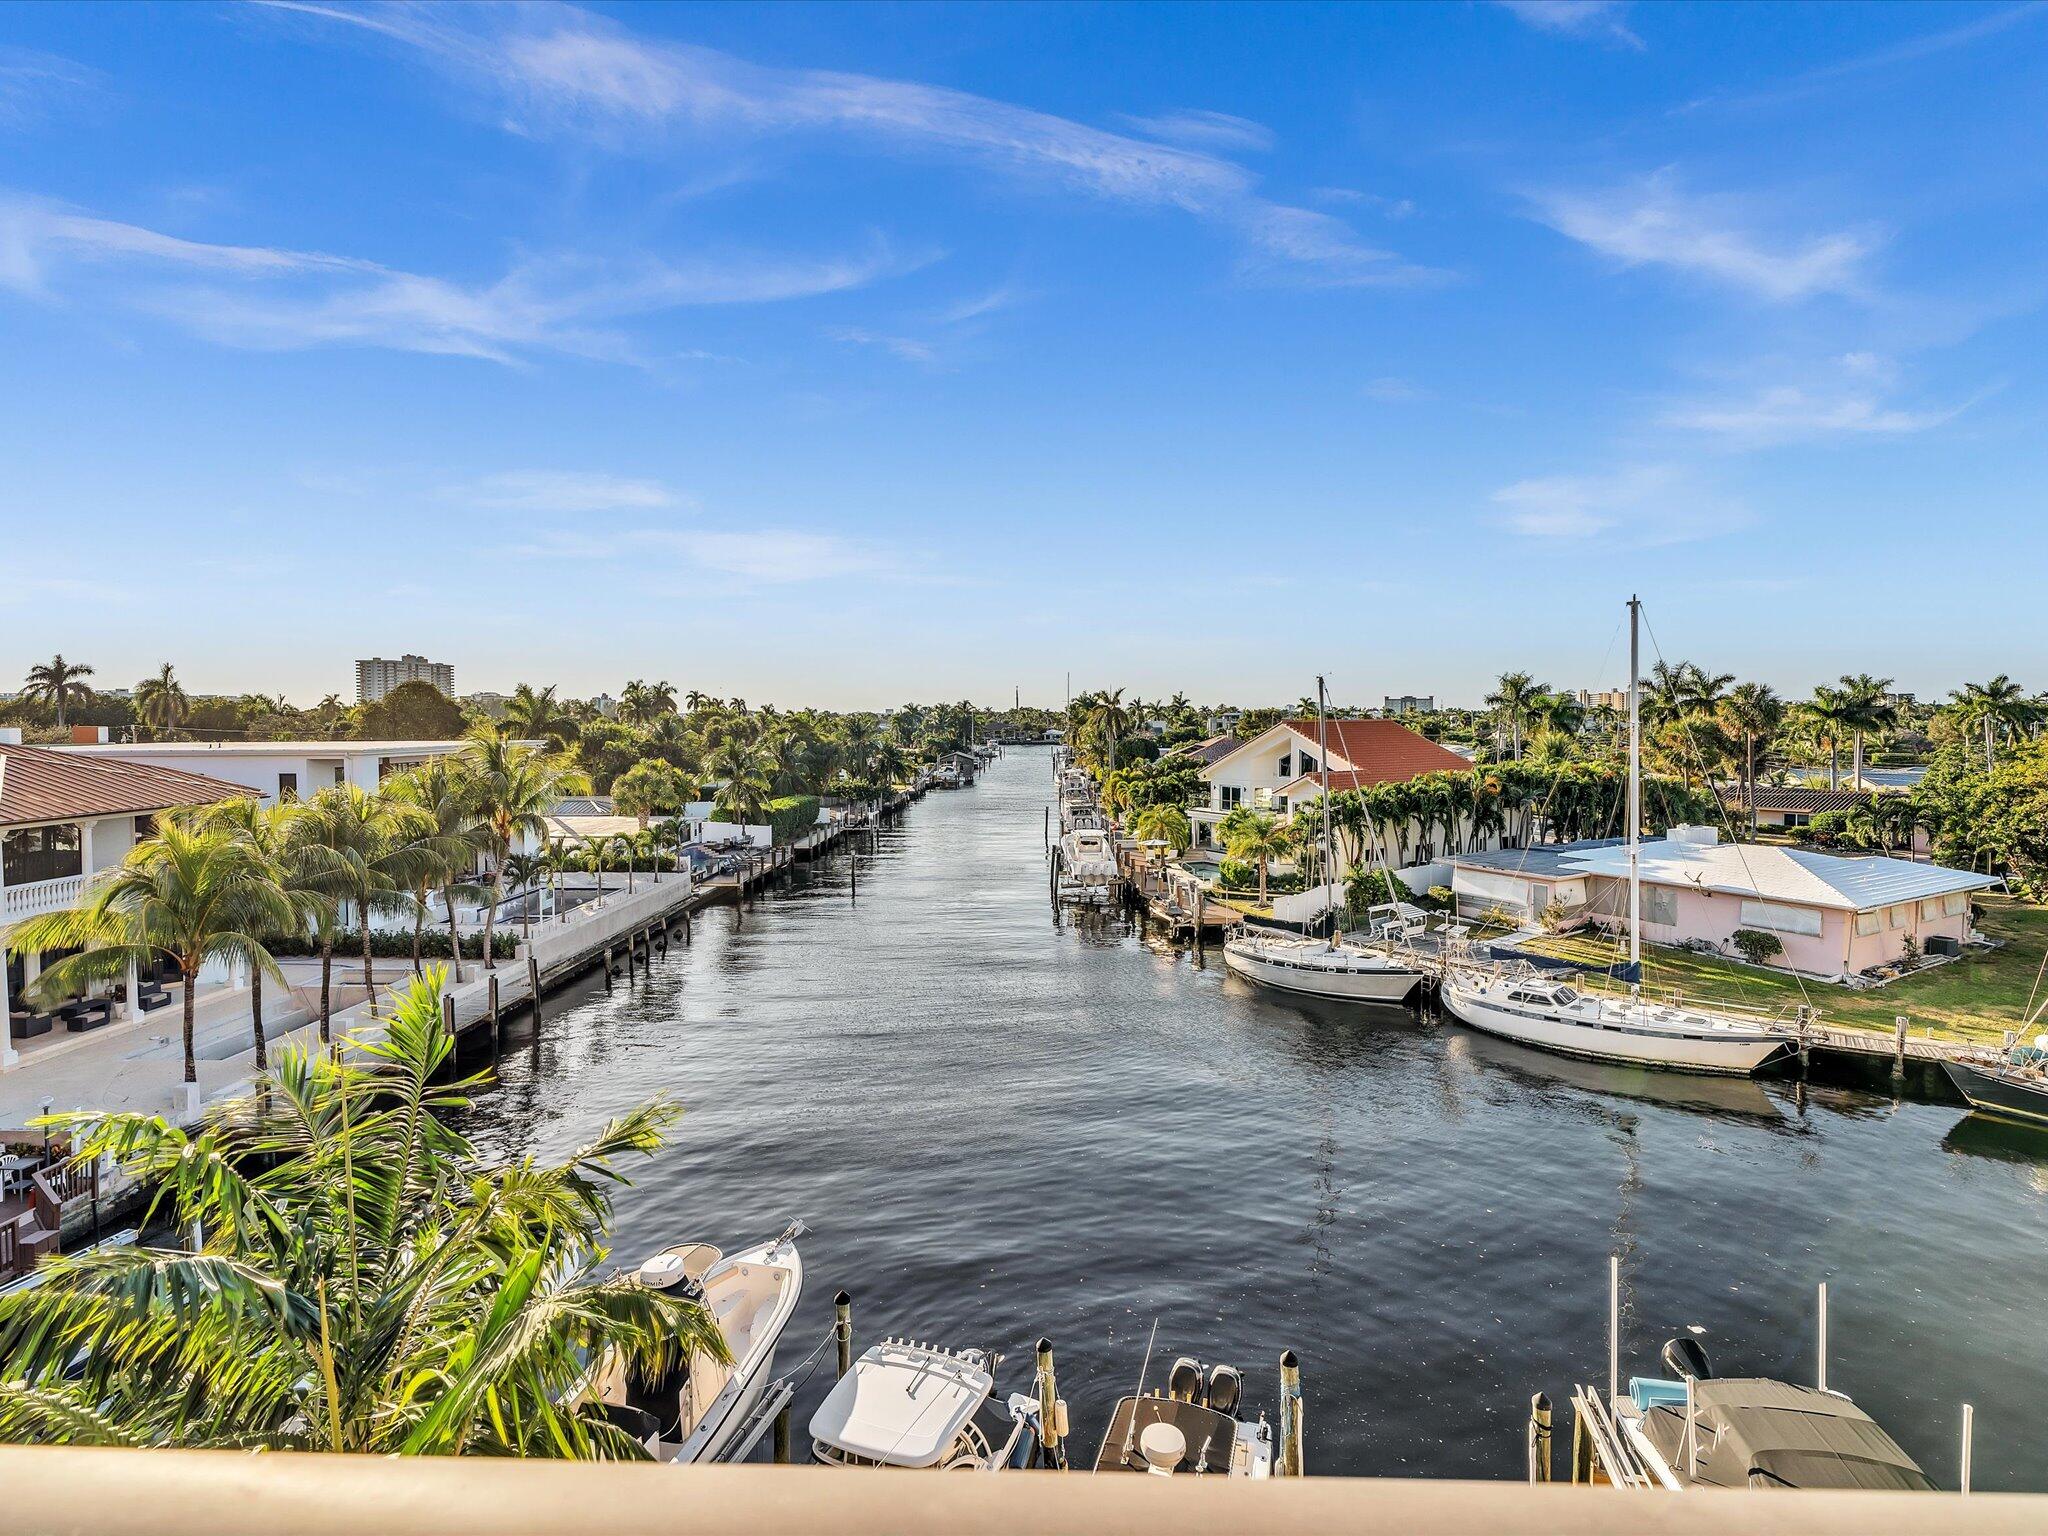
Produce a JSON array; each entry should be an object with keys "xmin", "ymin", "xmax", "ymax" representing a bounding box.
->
[
  {"xmin": 9, "ymin": 1010, "xmax": 55, "ymax": 1041},
  {"xmin": 0, "ymin": 1155, "xmax": 39, "ymax": 1200},
  {"xmin": 136, "ymin": 985, "xmax": 172, "ymax": 1012},
  {"xmin": 61, "ymin": 999, "xmax": 113, "ymax": 1033}
]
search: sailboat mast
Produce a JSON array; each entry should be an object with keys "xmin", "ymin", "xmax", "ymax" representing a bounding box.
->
[
  {"xmin": 1627, "ymin": 595, "xmax": 1642, "ymax": 981},
  {"xmin": 1318, "ymin": 675, "xmax": 1336, "ymax": 945}
]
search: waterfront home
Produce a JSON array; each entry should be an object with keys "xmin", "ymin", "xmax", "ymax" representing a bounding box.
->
[
  {"xmin": 1168, "ymin": 733, "xmax": 1239, "ymax": 768},
  {"xmin": 1448, "ymin": 825, "xmax": 1996, "ymax": 980},
  {"xmin": 2, "ymin": 741, "xmax": 251, "ymax": 1064},
  {"xmin": 1190, "ymin": 718, "xmax": 1482, "ymax": 867},
  {"xmin": 55, "ymin": 738, "xmax": 494, "ymax": 808}
]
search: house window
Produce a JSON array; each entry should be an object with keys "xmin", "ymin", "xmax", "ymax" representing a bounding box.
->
[
  {"xmin": 1739, "ymin": 899, "xmax": 1823, "ymax": 937},
  {"xmin": 1784, "ymin": 812, "xmax": 1812, "ymax": 828},
  {"xmin": 1274, "ymin": 795, "xmax": 1288, "ymax": 814},
  {"xmin": 2, "ymin": 823, "xmax": 83, "ymax": 885},
  {"xmin": 332, "ymin": 766, "xmax": 346, "ymax": 786},
  {"xmin": 278, "ymin": 772, "xmax": 299, "ymax": 803},
  {"xmin": 1888, "ymin": 905, "xmax": 1907, "ymax": 929},
  {"xmin": 1855, "ymin": 911, "xmax": 1881, "ymax": 937},
  {"xmin": 1277, "ymin": 754, "xmax": 1292, "ymax": 778},
  {"xmin": 1642, "ymin": 886, "xmax": 1678, "ymax": 926},
  {"xmin": 1219, "ymin": 786, "xmax": 1243, "ymax": 811},
  {"xmin": 1920, "ymin": 898, "xmax": 1942, "ymax": 921},
  {"xmin": 1301, "ymin": 753, "xmax": 1317, "ymax": 774},
  {"xmin": 1943, "ymin": 893, "xmax": 1968, "ymax": 918}
]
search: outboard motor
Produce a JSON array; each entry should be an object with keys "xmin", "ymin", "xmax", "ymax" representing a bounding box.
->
[
  {"xmin": 1168, "ymin": 1357, "xmax": 1206, "ymax": 1404},
  {"xmin": 1661, "ymin": 1336, "xmax": 1713, "ymax": 1381},
  {"xmin": 1206, "ymin": 1363, "xmax": 1242, "ymax": 1417}
]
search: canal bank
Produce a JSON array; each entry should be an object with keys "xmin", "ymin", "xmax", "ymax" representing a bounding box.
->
[{"xmin": 459, "ymin": 748, "xmax": 2048, "ymax": 1489}]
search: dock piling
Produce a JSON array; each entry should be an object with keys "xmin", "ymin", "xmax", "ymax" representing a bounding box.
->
[
  {"xmin": 603, "ymin": 946, "xmax": 613, "ymax": 991},
  {"xmin": 773, "ymin": 1403, "xmax": 792, "ymax": 1464},
  {"xmin": 441, "ymin": 991, "xmax": 457, "ymax": 1037},
  {"xmin": 835, "ymin": 1291, "xmax": 853, "ymax": 1378},
  {"xmin": 1607, "ymin": 1254, "xmax": 1620, "ymax": 1406},
  {"xmin": 1894, "ymin": 1015, "xmax": 1908, "ymax": 1079},
  {"xmin": 1277, "ymin": 1350, "xmax": 1304, "ymax": 1477},
  {"xmin": 487, "ymin": 973, "xmax": 500, "ymax": 1031},
  {"xmin": 1961, "ymin": 1402, "xmax": 1975, "ymax": 1494},
  {"xmin": 527, "ymin": 955, "xmax": 542, "ymax": 1027},
  {"xmin": 1526, "ymin": 1392, "xmax": 1552, "ymax": 1483},
  {"xmin": 1817, "ymin": 1281, "xmax": 1829, "ymax": 1394},
  {"xmin": 1036, "ymin": 1338, "xmax": 1061, "ymax": 1462}
]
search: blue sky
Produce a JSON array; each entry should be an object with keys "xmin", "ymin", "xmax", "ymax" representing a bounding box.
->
[{"xmin": 2, "ymin": 1, "xmax": 2044, "ymax": 709}]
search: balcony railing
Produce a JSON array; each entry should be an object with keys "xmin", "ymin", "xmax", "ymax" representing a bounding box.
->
[
  {"xmin": 0, "ymin": 1450, "xmax": 2034, "ymax": 1536},
  {"xmin": 1, "ymin": 873, "xmax": 85, "ymax": 923}
]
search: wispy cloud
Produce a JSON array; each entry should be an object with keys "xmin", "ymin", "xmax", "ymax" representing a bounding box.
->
[
  {"xmin": 1661, "ymin": 385, "xmax": 1966, "ymax": 445},
  {"xmin": 1363, "ymin": 376, "xmax": 1429, "ymax": 402},
  {"xmin": 934, "ymin": 284, "xmax": 1026, "ymax": 325},
  {"xmin": 1526, "ymin": 171, "xmax": 1877, "ymax": 302},
  {"xmin": 463, "ymin": 470, "xmax": 686, "ymax": 512},
  {"xmin": 0, "ymin": 46, "xmax": 104, "ymax": 130},
  {"xmin": 0, "ymin": 195, "xmax": 916, "ymax": 363},
  {"xmin": 1496, "ymin": 1, "xmax": 1645, "ymax": 51},
  {"xmin": 1313, "ymin": 187, "xmax": 1416, "ymax": 220},
  {"xmin": 826, "ymin": 325, "xmax": 938, "ymax": 366},
  {"xmin": 1119, "ymin": 108, "xmax": 1274, "ymax": 153},
  {"xmin": 271, "ymin": 1, "xmax": 1440, "ymax": 289},
  {"xmin": 1490, "ymin": 464, "xmax": 1744, "ymax": 544},
  {"xmin": 510, "ymin": 525, "xmax": 893, "ymax": 582}
]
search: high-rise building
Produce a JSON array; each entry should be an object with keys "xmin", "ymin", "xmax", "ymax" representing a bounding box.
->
[
  {"xmin": 355, "ymin": 654, "xmax": 455, "ymax": 703},
  {"xmin": 1383, "ymin": 695, "xmax": 1435, "ymax": 717}
]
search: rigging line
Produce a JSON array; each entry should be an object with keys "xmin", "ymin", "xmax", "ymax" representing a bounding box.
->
[
  {"xmin": 2019, "ymin": 937, "xmax": 2048, "ymax": 1031},
  {"xmin": 1638, "ymin": 607, "xmax": 1811, "ymax": 1017}
]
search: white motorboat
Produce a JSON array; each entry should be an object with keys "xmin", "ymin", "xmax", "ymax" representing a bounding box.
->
[
  {"xmin": 583, "ymin": 1223, "xmax": 804, "ymax": 1463},
  {"xmin": 1440, "ymin": 598, "xmax": 1792, "ymax": 1077},
  {"xmin": 1055, "ymin": 824, "xmax": 1119, "ymax": 903},
  {"xmin": 1441, "ymin": 968, "xmax": 1790, "ymax": 1075},
  {"xmin": 809, "ymin": 1338, "xmax": 1050, "ymax": 1469},
  {"xmin": 1223, "ymin": 931, "xmax": 1421, "ymax": 1003},
  {"xmin": 1093, "ymin": 1354, "xmax": 1276, "ymax": 1477}
]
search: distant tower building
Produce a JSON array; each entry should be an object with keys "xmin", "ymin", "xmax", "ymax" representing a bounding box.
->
[
  {"xmin": 1383, "ymin": 695, "xmax": 1434, "ymax": 717},
  {"xmin": 356, "ymin": 654, "xmax": 455, "ymax": 703}
]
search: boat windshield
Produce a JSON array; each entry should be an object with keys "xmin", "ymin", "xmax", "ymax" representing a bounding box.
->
[{"xmin": 1553, "ymin": 986, "xmax": 1579, "ymax": 1005}]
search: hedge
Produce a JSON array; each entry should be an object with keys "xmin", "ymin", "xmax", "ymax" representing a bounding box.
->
[
  {"xmin": 268, "ymin": 929, "xmax": 520, "ymax": 961},
  {"xmin": 765, "ymin": 795, "xmax": 821, "ymax": 846}
]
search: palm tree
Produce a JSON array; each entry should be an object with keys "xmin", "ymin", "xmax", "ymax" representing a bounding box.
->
[
  {"xmin": 22, "ymin": 654, "xmax": 95, "ymax": 729},
  {"xmin": 1223, "ymin": 812, "xmax": 1289, "ymax": 906},
  {"xmin": 502, "ymin": 851, "xmax": 545, "ymax": 944},
  {"xmin": 1484, "ymin": 672, "xmax": 1545, "ymax": 759},
  {"xmin": 1799, "ymin": 686, "xmax": 1856, "ymax": 790},
  {"xmin": 583, "ymin": 837, "xmax": 609, "ymax": 903},
  {"xmin": 7, "ymin": 820, "xmax": 294, "ymax": 1090},
  {"xmin": 0, "ymin": 973, "xmax": 726, "ymax": 1454},
  {"xmin": 384, "ymin": 758, "xmax": 486, "ymax": 983},
  {"xmin": 134, "ymin": 663, "xmax": 189, "ymax": 738},
  {"xmin": 1720, "ymin": 682, "xmax": 1784, "ymax": 831},
  {"xmin": 293, "ymin": 786, "xmax": 438, "ymax": 1022},
  {"xmin": 192, "ymin": 799, "xmax": 323, "ymax": 1071},
  {"xmin": 706, "ymin": 733, "xmax": 773, "ymax": 827},
  {"xmin": 1081, "ymin": 689, "xmax": 1132, "ymax": 774},
  {"xmin": 618, "ymin": 679, "xmax": 678, "ymax": 727},
  {"xmin": 465, "ymin": 733, "xmax": 579, "ymax": 971},
  {"xmin": 1949, "ymin": 675, "xmax": 2035, "ymax": 771},
  {"xmin": 1130, "ymin": 804, "xmax": 1191, "ymax": 853},
  {"xmin": 1837, "ymin": 674, "xmax": 1898, "ymax": 790},
  {"xmin": 503, "ymin": 683, "xmax": 580, "ymax": 749}
]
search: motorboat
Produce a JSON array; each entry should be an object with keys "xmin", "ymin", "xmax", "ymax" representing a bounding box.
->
[
  {"xmin": 1055, "ymin": 825, "xmax": 1119, "ymax": 904},
  {"xmin": 1567, "ymin": 1259, "xmax": 1933, "ymax": 1491},
  {"xmin": 808, "ymin": 1338, "xmax": 1053, "ymax": 1469},
  {"xmin": 1941, "ymin": 1034, "xmax": 2048, "ymax": 1127},
  {"xmin": 1441, "ymin": 599, "xmax": 1792, "ymax": 1078},
  {"xmin": 582, "ymin": 1223, "xmax": 804, "ymax": 1463},
  {"xmin": 1442, "ymin": 966, "xmax": 1792, "ymax": 1076},
  {"xmin": 1093, "ymin": 1353, "xmax": 1275, "ymax": 1477},
  {"xmin": 1223, "ymin": 931, "xmax": 1422, "ymax": 1004}
]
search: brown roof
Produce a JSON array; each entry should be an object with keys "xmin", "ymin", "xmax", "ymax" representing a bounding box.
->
[
  {"xmin": 1721, "ymin": 785, "xmax": 1874, "ymax": 814},
  {"xmin": 1279, "ymin": 717, "xmax": 1471, "ymax": 787},
  {"xmin": 0, "ymin": 745, "xmax": 254, "ymax": 828}
]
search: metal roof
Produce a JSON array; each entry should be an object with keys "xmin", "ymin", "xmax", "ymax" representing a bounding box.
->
[{"xmin": 0, "ymin": 745, "xmax": 254, "ymax": 828}]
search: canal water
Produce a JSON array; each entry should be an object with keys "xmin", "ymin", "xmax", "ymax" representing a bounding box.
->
[{"xmin": 462, "ymin": 748, "xmax": 2048, "ymax": 1487}]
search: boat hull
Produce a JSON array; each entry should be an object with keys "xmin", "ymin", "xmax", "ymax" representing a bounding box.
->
[
  {"xmin": 673, "ymin": 1239, "xmax": 805, "ymax": 1464},
  {"xmin": 1224, "ymin": 941, "xmax": 1420, "ymax": 1003},
  {"xmin": 1441, "ymin": 984, "xmax": 1788, "ymax": 1076},
  {"xmin": 1941, "ymin": 1060, "xmax": 2048, "ymax": 1127}
]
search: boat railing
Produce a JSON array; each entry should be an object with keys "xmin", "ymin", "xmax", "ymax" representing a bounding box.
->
[{"xmin": 1565, "ymin": 1384, "xmax": 1660, "ymax": 1489}]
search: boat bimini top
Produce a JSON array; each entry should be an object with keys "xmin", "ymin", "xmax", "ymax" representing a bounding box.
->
[
  {"xmin": 809, "ymin": 1339, "xmax": 1041, "ymax": 1470},
  {"xmin": 1628, "ymin": 1375, "xmax": 1933, "ymax": 1491}
]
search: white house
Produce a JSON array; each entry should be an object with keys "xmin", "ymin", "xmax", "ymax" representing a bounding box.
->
[
  {"xmin": 55, "ymin": 739, "xmax": 490, "ymax": 808},
  {"xmin": 1191, "ymin": 717, "xmax": 1485, "ymax": 870}
]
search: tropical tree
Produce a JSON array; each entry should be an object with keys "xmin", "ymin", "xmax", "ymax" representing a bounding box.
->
[
  {"xmin": 1081, "ymin": 689, "xmax": 1133, "ymax": 775},
  {"xmin": 293, "ymin": 785, "xmax": 439, "ymax": 1021},
  {"xmin": 0, "ymin": 973, "xmax": 725, "ymax": 1454},
  {"xmin": 7, "ymin": 819, "xmax": 294, "ymax": 1090},
  {"xmin": 1949, "ymin": 676, "xmax": 2036, "ymax": 771},
  {"xmin": 1837, "ymin": 674, "xmax": 1898, "ymax": 791},
  {"xmin": 501, "ymin": 852, "xmax": 546, "ymax": 943},
  {"xmin": 1223, "ymin": 812, "xmax": 1289, "ymax": 906},
  {"xmin": 22, "ymin": 654, "xmax": 95, "ymax": 729},
  {"xmin": 1484, "ymin": 672, "xmax": 1545, "ymax": 759},
  {"xmin": 134, "ymin": 663, "xmax": 189, "ymax": 738},
  {"xmin": 193, "ymin": 798, "xmax": 324, "ymax": 1071},
  {"xmin": 465, "ymin": 733, "xmax": 579, "ymax": 971},
  {"xmin": 618, "ymin": 679, "xmax": 678, "ymax": 728},
  {"xmin": 503, "ymin": 683, "xmax": 581, "ymax": 749},
  {"xmin": 1720, "ymin": 682, "xmax": 1784, "ymax": 831},
  {"xmin": 1130, "ymin": 804, "xmax": 1191, "ymax": 854},
  {"xmin": 1798, "ymin": 686, "xmax": 1856, "ymax": 790},
  {"xmin": 706, "ymin": 733, "xmax": 773, "ymax": 828},
  {"xmin": 384, "ymin": 758, "xmax": 486, "ymax": 983},
  {"xmin": 611, "ymin": 759, "xmax": 690, "ymax": 830}
]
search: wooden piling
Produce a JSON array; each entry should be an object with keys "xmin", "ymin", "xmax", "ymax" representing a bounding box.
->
[
  {"xmin": 1571, "ymin": 1404, "xmax": 1594, "ymax": 1484},
  {"xmin": 527, "ymin": 955, "xmax": 542, "ymax": 1026},
  {"xmin": 1036, "ymin": 1338, "xmax": 1060, "ymax": 1460},
  {"xmin": 441, "ymin": 991, "xmax": 457, "ymax": 1037},
  {"xmin": 1894, "ymin": 1015, "xmax": 1908, "ymax": 1079},
  {"xmin": 1277, "ymin": 1351, "xmax": 1304, "ymax": 1477},
  {"xmin": 773, "ymin": 1403, "xmax": 792, "ymax": 1465},
  {"xmin": 1526, "ymin": 1392, "xmax": 1552, "ymax": 1483},
  {"xmin": 487, "ymin": 973, "xmax": 500, "ymax": 1030},
  {"xmin": 603, "ymin": 946, "xmax": 614, "ymax": 991},
  {"xmin": 835, "ymin": 1291, "xmax": 853, "ymax": 1378}
]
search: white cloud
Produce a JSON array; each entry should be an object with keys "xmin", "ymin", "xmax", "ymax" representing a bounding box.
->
[
  {"xmin": 1363, "ymin": 376, "xmax": 1428, "ymax": 402},
  {"xmin": 826, "ymin": 325, "xmax": 938, "ymax": 365},
  {"xmin": 934, "ymin": 285, "xmax": 1025, "ymax": 325},
  {"xmin": 1527, "ymin": 171, "xmax": 1877, "ymax": 302},
  {"xmin": 1490, "ymin": 464, "xmax": 1744, "ymax": 545},
  {"xmin": 273, "ymin": 1, "xmax": 1439, "ymax": 288},
  {"xmin": 1661, "ymin": 385, "xmax": 1963, "ymax": 444},
  {"xmin": 0, "ymin": 46, "xmax": 104, "ymax": 130},
  {"xmin": 0, "ymin": 195, "xmax": 915, "ymax": 363},
  {"xmin": 1497, "ymin": 1, "xmax": 1645, "ymax": 51},
  {"xmin": 1119, "ymin": 109, "xmax": 1275, "ymax": 153},
  {"xmin": 464, "ymin": 471, "xmax": 685, "ymax": 513}
]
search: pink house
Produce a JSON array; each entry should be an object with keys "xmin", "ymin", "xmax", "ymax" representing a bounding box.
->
[{"xmin": 1451, "ymin": 826, "xmax": 1997, "ymax": 981}]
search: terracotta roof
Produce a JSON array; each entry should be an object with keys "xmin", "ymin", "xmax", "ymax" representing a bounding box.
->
[
  {"xmin": 1279, "ymin": 717, "xmax": 1471, "ymax": 786},
  {"xmin": 0, "ymin": 745, "xmax": 254, "ymax": 828}
]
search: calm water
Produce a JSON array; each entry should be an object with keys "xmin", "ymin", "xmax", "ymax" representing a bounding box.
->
[{"xmin": 461, "ymin": 749, "xmax": 2048, "ymax": 1487}]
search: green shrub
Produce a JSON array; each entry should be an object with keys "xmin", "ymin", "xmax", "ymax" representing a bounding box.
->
[
  {"xmin": 1731, "ymin": 928, "xmax": 1783, "ymax": 965},
  {"xmin": 764, "ymin": 795, "xmax": 821, "ymax": 846},
  {"xmin": 1217, "ymin": 858, "xmax": 1255, "ymax": 890},
  {"xmin": 268, "ymin": 929, "xmax": 518, "ymax": 961}
]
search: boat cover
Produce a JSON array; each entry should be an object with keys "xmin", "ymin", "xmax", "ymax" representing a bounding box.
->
[
  {"xmin": 1637, "ymin": 1378, "xmax": 1934, "ymax": 1491},
  {"xmin": 807, "ymin": 1342, "xmax": 992, "ymax": 1468}
]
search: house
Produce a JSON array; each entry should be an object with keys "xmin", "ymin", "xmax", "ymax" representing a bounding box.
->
[
  {"xmin": 2, "ymin": 742, "xmax": 253, "ymax": 1064},
  {"xmin": 55, "ymin": 739, "xmax": 491, "ymax": 808},
  {"xmin": 1720, "ymin": 785, "xmax": 1869, "ymax": 831},
  {"xmin": 1448, "ymin": 825, "xmax": 1997, "ymax": 980},
  {"xmin": 1191, "ymin": 717, "xmax": 1480, "ymax": 867},
  {"xmin": 1169, "ymin": 734, "xmax": 1239, "ymax": 768}
]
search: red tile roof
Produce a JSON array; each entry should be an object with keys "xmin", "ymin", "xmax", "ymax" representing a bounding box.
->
[
  {"xmin": 1279, "ymin": 717, "xmax": 1471, "ymax": 787},
  {"xmin": 0, "ymin": 746, "xmax": 254, "ymax": 828}
]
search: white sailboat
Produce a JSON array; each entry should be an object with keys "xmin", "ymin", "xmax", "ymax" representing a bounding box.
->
[
  {"xmin": 1224, "ymin": 675, "xmax": 1424, "ymax": 1005},
  {"xmin": 1440, "ymin": 600, "xmax": 1793, "ymax": 1076}
]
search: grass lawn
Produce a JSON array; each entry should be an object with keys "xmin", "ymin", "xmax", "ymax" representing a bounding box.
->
[{"xmin": 1524, "ymin": 895, "xmax": 2048, "ymax": 1046}]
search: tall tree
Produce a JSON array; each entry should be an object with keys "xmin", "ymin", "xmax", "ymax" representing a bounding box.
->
[
  {"xmin": 294, "ymin": 786, "xmax": 440, "ymax": 1020},
  {"xmin": 1720, "ymin": 682, "xmax": 1784, "ymax": 832},
  {"xmin": 0, "ymin": 974, "xmax": 725, "ymax": 1454},
  {"xmin": 1484, "ymin": 672, "xmax": 1545, "ymax": 759},
  {"xmin": 1837, "ymin": 673, "xmax": 1899, "ymax": 790},
  {"xmin": 1799, "ymin": 686, "xmax": 1856, "ymax": 790},
  {"xmin": 22, "ymin": 654, "xmax": 95, "ymax": 729},
  {"xmin": 192, "ymin": 798, "xmax": 324, "ymax": 1071},
  {"xmin": 385, "ymin": 759, "xmax": 487, "ymax": 983},
  {"xmin": 134, "ymin": 664, "xmax": 189, "ymax": 738},
  {"xmin": 464, "ymin": 733, "xmax": 579, "ymax": 971},
  {"xmin": 1949, "ymin": 675, "xmax": 2035, "ymax": 771},
  {"xmin": 503, "ymin": 683, "xmax": 581, "ymax": 749},
  {"xmin": 1223, "ymin": 811, "xmax": 1290, "ymax": 906}
]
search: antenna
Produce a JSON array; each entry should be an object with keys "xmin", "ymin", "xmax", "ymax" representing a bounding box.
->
[{"xmin": 1121, "ymin": 1318, "xmax": 1162, "ymax": 1464}]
